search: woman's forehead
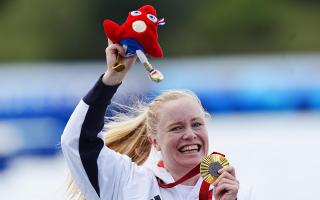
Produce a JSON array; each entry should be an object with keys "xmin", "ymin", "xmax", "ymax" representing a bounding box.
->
[{"xmin": 157, "ymin": 97, "xmax": 205, "ymax": 123}]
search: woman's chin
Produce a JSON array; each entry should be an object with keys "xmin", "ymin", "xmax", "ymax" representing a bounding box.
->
[
  {"xmin": 180, "ymin": 151, "xmax": 204, "ymax": 160},
  {"xmin": 177, "ymin": 157, "xmax": 203, "ymax": 168}
]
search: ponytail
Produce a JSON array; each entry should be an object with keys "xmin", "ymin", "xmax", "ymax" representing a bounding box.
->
[{"xmin": 104, "ymin": 106, "xmax": 152, "ymax": 165}]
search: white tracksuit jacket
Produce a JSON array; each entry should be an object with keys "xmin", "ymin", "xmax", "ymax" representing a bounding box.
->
[{"xmin": 61, "ymin": 77, "xmax": 253, "ymax": 200}]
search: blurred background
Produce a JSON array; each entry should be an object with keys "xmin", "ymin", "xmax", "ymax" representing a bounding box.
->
[{"xmin": 1, "ymin": 0, "xmax": 320, "ymax": 199}]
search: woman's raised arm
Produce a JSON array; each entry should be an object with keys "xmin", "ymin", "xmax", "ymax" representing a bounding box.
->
[{"xmin": 61, "ymin": 41, "xmax": 139, "ymax": 200}]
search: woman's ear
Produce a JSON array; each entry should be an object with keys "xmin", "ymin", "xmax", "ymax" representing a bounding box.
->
[{"xmin": 148, "ymin": 135, "xmax": 161, "ymax": 151}]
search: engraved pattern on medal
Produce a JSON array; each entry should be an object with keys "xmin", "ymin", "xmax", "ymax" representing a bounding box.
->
[{"xmin": 200, "ymin": 154, "xmax": 230, "ymax": 184}]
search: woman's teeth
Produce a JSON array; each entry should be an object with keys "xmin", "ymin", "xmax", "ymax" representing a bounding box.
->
[{"xmin": 179, "ymin": 144, "xmax": 200, "ymax": 153}]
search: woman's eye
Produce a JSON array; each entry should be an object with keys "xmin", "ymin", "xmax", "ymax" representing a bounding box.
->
[
  {"xmin": 192, "ymin": 122, "xmax": 203, "ymax": 128},
  {"xmin": 130, "ymin": 11, "xmax": 141, "ymax": 16},
  {"xmin": 170, "ymin": 126, "xmax": 183, "ymax": 132},
  {"xmin": 147, "ymin": 14, "xmax": 157, "ymax": 23}
]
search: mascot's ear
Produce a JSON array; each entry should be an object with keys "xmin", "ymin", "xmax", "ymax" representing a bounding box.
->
[{"xmin": 103, "ymin": 20, "xmax": 121, "ymax": 43}]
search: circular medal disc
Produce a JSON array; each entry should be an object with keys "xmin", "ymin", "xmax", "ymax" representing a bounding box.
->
[{"xmin": 200, "ymin": 153, "xmax": 230, "ymax": 184}]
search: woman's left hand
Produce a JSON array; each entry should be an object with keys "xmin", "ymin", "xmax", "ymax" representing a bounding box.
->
[{"xmin": 213, "ymin": 166, "xmax": 239, "ymax": 200}]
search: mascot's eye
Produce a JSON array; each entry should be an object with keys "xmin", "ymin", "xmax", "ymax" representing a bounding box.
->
[
  {"xmin": 130, "ymin": 11, "xmax": 141, "ymax": 16},
  {"xmin": 147, "ymin": 14, "xmax": 157, "ymax": 23}
]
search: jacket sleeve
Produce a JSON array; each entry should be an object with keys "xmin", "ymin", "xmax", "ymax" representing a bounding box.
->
[{"xmin": 61, "ymin": 76, "xmax": 136, "ymax": 200}]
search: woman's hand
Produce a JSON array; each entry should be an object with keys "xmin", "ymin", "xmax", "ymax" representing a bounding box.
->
[
  {"xmin": 213, "ymin": 166, "xmax": 239, "ymax": 200},
  {"xmin": 102, "ymin": 39, "xmax": 137, "ymax": 86}
]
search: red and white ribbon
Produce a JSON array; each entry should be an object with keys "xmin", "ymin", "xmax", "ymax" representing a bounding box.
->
[{"xmin": 158, "ymin": 18, "xmax": 165, "ymax": 26}]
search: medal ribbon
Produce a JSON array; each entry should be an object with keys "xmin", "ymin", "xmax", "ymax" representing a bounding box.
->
[{"xmin": 157, "ymin": 152, "xmax": 225, "ymax": 200}]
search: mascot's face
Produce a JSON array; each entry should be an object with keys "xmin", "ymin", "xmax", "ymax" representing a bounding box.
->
[{"xmin": 125, "ymin": 5, "xmax": 159, "ymax": 34}]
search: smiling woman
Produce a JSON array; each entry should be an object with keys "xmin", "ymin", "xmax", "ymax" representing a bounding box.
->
[
  {"xmin": 61, "ymin": 39, "xmax": 252, "ymax": 200},
  {"xmin": 149, "ymin": 95, "xmax": 209, "ymax": 186}
]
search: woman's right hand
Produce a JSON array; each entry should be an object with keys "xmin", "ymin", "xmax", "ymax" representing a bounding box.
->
[{"xmin": 102, "ymin": 39, "xmax": 137, "ymax": 86}]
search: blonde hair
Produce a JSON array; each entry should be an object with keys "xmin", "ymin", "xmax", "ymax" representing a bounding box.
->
[{"xmin": 67, "ymin": 90, "xmax": 208, "ymax": 199}]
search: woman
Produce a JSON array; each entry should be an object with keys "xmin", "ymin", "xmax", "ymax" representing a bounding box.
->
[{"xmin": 61, "ymin": 40, "xmax": 252, "ymax": 200}]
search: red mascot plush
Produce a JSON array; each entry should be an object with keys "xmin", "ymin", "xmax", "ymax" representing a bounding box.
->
[{"xmin": 103, "ymin": 5, "xmax": 165, "ymax": 82}]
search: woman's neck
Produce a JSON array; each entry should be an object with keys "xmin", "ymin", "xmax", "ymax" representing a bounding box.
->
[{"xmin": 166, "ymin": 165, "xmax": 200, "ymax": 186}]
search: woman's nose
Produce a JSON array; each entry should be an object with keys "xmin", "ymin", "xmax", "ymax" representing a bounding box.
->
[{"xmin": 182, "ymin": 127, "xmax": 197, "ymax": 140}]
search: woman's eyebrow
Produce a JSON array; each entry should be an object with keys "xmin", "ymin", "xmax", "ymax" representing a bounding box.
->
[
  {"xmin": 167, "ymin": 121, "xmax": 183, "ymax": 128},
  {"xmin": 191, "ymin": 117, "xmax": 204, "ymax": 121}
]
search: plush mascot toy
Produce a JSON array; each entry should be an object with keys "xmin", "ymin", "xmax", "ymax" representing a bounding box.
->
[{"xmin": 103, "ymin": 5, "xmax": 165, "ymax": 82}]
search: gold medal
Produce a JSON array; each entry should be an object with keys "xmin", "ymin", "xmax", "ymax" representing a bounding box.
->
[{"xmin": 200, "ymin": 153, "xmax": 230, "ymax": 184}]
